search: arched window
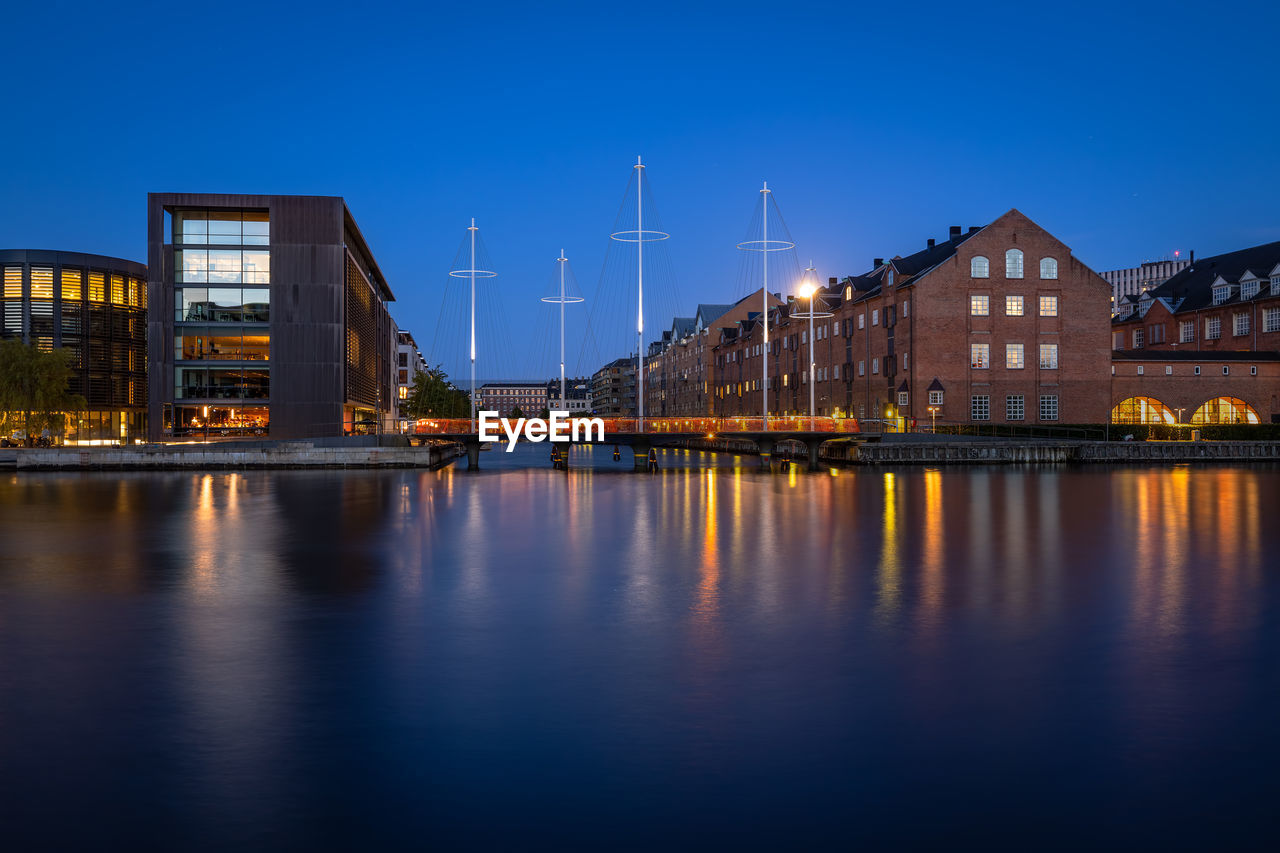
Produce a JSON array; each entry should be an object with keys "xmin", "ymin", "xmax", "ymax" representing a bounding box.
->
[
  {"xmin": 844, "ymin": 285, "xmax": 852, "ymax": 300},
  {"xmin": 1191, "ymin": 397, "xmax": 1260, "ymax": 425},
  {"xmin": 971, "ymin": 256, "xmax": 989, "ymax": 278},
  {"xmin": 1006, "ymin": 249, "xmax": 1024, "ymax": 279},
  {"xmin": 1040, "ymin": 257, "xmax": 1058, "ymax": 279},
  {"xmin": 885, "ymin": 269, "xmax": 894, "ymax": 287},
  {"xmin": 1110, "ymin": 396, "xmax": 1176, "ymax": 425}
]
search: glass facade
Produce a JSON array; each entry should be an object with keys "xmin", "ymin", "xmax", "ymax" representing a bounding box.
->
[{"xmin": 168, "ymin": 209, "xmax": 271, "ymax": 436}]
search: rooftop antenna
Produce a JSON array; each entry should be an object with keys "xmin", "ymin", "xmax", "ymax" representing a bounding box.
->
[
  {"xmin": 737, "ymin": 181, "xmax": 795, "ymax": 430},
  {"xmin": 541, "ymin": 250, "xmax": 584, "ymax": 408},
  {"xmin": 610, "ymin": 156, "xmax": 669, "ymax": 431},
  {"xmin": 449, "ymin": 217, "xmax": 497, "ymax": 431}
]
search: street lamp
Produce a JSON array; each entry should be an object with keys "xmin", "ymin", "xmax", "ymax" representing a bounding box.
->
[
  {"xmin": 202, "ymin": 406, "xmax": 209, "ymax": 443},
  {"xmin": 791, "ymin": 263, "xmax": 833, "ymax": 432},
  {"xmin": 928, "ymin": 405, "xmax": 939, "ymax": 433}
]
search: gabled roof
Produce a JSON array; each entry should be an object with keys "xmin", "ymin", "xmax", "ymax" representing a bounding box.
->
[
  {"xmin": 890, "ymin": 225, "xmax": 985, "ymax": 278},
  {"xmin": 670, "ymin": 317, "xmax": 696, "ymax": 338},
  {"xmin": 1144, "ymin": 240, "xmax": 1280, "ymax": 312}
]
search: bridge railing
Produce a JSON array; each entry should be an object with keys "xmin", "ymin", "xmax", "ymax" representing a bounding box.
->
[{"xmin": 411, "ymin": 416, "xmax": 860, "ymax": 435}]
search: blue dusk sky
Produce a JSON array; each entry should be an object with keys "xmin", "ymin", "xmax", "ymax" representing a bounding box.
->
[{"xmin": 3, "ymin": 0, "xmax": 1278, "ymax": 378}]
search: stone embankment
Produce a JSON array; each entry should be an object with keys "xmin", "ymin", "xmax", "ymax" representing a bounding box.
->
[
  {"xmin": 683, "ymin": 437, "xmax": 1280, "ymax": 465},
  {"xmin": 10, "ymin": 438, "xmax": 462, "ymax": 470}
]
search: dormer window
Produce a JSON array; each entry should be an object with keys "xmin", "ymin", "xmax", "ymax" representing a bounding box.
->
[
  {"xmin": 971, "ymin": 256, "xmax": 990, "ymax": 278},
  {"xmin": 1241, "ymin": 279, "xmax": 1260, "ymax": 300},
  {"xmin": 844, "ymin": 285, "xmax": 852, "ymax": 300},
  {"xmin": 1272, "ymin": 275, "xmax": 1280, "ymax": 295},
  {"xmin": 1212, "ymin": 285, "xmax": 1230, "ymax": 305}
]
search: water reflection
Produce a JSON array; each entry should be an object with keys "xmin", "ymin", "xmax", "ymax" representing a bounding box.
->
[{"xmin": 0, "ymin": 455, "xmax": 1276, "ymax": 848}]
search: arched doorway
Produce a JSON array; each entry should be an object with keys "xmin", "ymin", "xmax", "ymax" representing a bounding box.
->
[
  {"xmin": 1110, "ymin": 396, "xmax": 1177, "ymax": 424},
  {"xmin": 1191, "ymin": 397, "xmax": 1260, "ymax": 425}
]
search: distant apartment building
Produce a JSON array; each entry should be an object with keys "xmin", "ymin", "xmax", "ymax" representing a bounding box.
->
[
  {"xmin": 478, "ymin": 381, "xmax": 548, "ymax": 417},
  {"xmin": 1109, "ymin": 240, "xmax": 1280, "ymax": 423},
  {"xmin": 395, "ymin": 329, "xmax": 427, "ymax": 429},
  {"xmin": 547, "ymin": 377, "xmax": 592, "ymax": 413},
  {"xmin": 148, "ymin": 194, "xmax": 396, "ymax": 440},
  {"xmin": 711, "ymin": 210, "xmax": 1113, "ymax": 426},
  {"xmin": 1, "ymin": 249, "xmax": 148, "ymax": 443},
  {"xmin": 1101, "ymin": 257, "xmax": 1190, "ymax": 310},
  {"xmin": 644, "ymin": 289, "xmax": 783, "ymax": 419},
  {"xmin": 591, "ymin": 356, "xmax": 637, "ymax": 416}
]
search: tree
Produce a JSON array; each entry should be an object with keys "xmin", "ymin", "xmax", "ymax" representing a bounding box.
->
[
  {"xmin": 403, "ymin": 365, "xmax": 471, "ymax": 419},
  {"xmin": 510, "ymin": 405, "xmax": 525, "ymax": 419},
  {"xmin": 0, "ymin": 339, "xmax": 87, "ymax": 445},
  {"xmin": 537, "ymin": 406, "xmax": 550, "ymax": 420}
]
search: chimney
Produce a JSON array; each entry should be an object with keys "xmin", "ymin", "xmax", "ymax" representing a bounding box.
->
[
  {"xmin": 1189, "ymin": 250, "xmax": 1195, "ymax": 264},
  {"xmin": 949, "ymin": 225, "xmax": 961, "ymax": 240},
  {"xmin": 828, "ymin": 277, "xmax": 837, "ymax": 286},
  {"xmin": 874, "ymin": 258, "xmax": 884, "ymax": 268},
  {"xmin": 968, "ymin": 226, "xmax": 979, "ymax": 234},
  {"xmin": 927, "ymin": 238, "xmax": 936, "ymax": 249}
]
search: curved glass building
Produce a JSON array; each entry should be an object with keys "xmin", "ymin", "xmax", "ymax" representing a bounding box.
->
[{"xmin": 0, "ymin": 249, "xmax": 148, "ymax": 443}]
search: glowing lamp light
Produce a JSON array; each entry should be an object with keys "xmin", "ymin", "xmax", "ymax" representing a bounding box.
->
[{"xmin": 798, "ymin": 281, "xmax": 818, "ymax": 300}]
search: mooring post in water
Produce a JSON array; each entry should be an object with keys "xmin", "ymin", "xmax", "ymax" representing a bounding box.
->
[{"xmin": 466, "ymin": 439, "xmax": 481, "ymax": 471}]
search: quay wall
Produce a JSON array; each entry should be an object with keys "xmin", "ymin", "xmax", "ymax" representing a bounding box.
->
[
  {"xmin": 682, "ymin": 438, "xmax": 1280, "ymax": 465},
  {"xmin": 14, "ymin": 441, "xmax": 463, "ymax": 471}
]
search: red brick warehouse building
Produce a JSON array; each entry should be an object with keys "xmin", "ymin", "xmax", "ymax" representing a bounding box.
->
[
  {"xmin": 709, "ymin": 209, "xmax": 1113, "ymax": 426},
  {"xmin": 1109, "ymin": 240, "xmax": 1280, "ymax": 423}
]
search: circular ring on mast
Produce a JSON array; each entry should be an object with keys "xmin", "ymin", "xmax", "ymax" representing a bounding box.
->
[
  {"xmin": 540, "ymin": 295, "xmax": 586, "ymax": 304},
  {"xmin": 610, "ymin": 229, "xmax": 670, "ymax": 243},
  {"xmin": 789, "ymin": 308, "xmax": 835, "ymax": 319},
  {"xmin": 736, "ymin": 239, "xmax": 796, "ymax": 252},
  {"xmin": 448, "ymin": 268, "xmax": 498, "ymax": 278}
]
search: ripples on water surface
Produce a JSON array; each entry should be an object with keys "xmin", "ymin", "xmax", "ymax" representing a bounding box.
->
[{"xmin": 1, "ymin": 445, "xmax": 1277, "ymax": 850}]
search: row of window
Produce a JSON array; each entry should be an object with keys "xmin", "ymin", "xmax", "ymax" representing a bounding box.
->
[
  {"xmin": 969, "ymin": 394, "xmax": 1059, "ymax": 421},
  {"xmin": 176, "ymin": 249, "xmax": 270, "ymax": 284},
  {"xmin": 1120, "ymin": 364, "xmax": 1258, "ymax": 377},
  {"xmin": 175, "ymin": 367, "xmax": 270, "ymax": 400},
  {"xmin": 3, "ymin": 267, "xmax": 145, "ymax": 307},
  {"xmin": 970, "ymin": 343, "xmax": 1058, "ymax": 370},
  {"xmin": 170, "ymin": 210, "xmax": 270, "ymax": 246},
  {"xmin": 971, "ymin": 294, "xmax": 1058, "ymax": 317},
  {"xmin": 175, "ymin": 288, "xmax": 271, "ymax": 323},
  {"xmin": 1211, "ymin": 277, "xmax": 1280, "ymax": 305},
  {"xmin": 1125, "ymin": 307, "xmax": 1280, "ymax": 348},
  {"xmin": 971, "ymin": 252, "xmax": 1057, "ymax": 280}
]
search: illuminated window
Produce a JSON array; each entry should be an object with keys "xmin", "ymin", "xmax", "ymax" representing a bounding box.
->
[
  {"xmin": 1039, "ymin": 343, "xmax": 1058, "ymax": 369},
  {"xmin": 88, "ymin": 272, "xmax": 105, "ymax": 302},
  {"xmin": 1191, "ymin": 396, "xmax": 1260, "ymax": 425},
  {"xmin": 1006, "ymin": 343, "xmax": 1024, "ymax": 369},
  {"xmin": 971, "ymin": 343, "xmax": 990, "ymax": 369},
  {"xmin": 1006, "ymin": 295, "xmax": 1024, "ymax": 316},
  {"xmin": 112, "ymin": 275, "xmax": 127, "ymax": 306},
  {"xmin": 1040, "ymin": 257, "xmax": 1058, "ymax": 279},
  {"xmin": 398, "ymin": 386, "xmax": 408, "ymax": 399},
  {"xmin": 1111, "ymin": 396, "xmax": 1176, "ymax": 424},
  {"xmin": 971, "ymin": 256, "xmax": 989, "ymax": 278},
  {"xmin": 844, "ymin": 285, "xmax": 852, "ymax": 300},
  {"xmin": 970, "ymin": 294, "xmax": 989, "ymax": 316},
  {"xmin": 30, "ymin": 267, "xmax": 54, "ymax": 299},
  {"xmin": 1040, "ymin": 295, "xmax": 1058, "ymax": 316},
  {"xmin": 1006, "ymin": 249, "xmax": 1024, "ymax": 279},
  {"xmin": 61, "ymin": 269, "xmax": 82, "ymax": 302},
  {"xmin": 3, "ymin": 266, "xmax": 23, "ymax": 298}
]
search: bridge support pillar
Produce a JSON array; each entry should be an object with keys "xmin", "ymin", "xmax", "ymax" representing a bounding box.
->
[
  {"xmin": 756, "ymin": 438, "xmax": 775, "ymax": 468},
  {"xmin": 631, "ymin": 443, "xmax": 652, "ymax": 472},
  {"xmin": 805, "ymin": 438, "xmax": 826, "ymax": 472},
  {"xmin": 465, "ymin": 439, "xmax": 481, "ymax": 471}
]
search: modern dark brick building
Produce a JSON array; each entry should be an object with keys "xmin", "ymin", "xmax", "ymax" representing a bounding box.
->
[
  {"xmin": 147, "ymin": 194, "xmax": 395, "ymax": 440},
  {"xmin": 1, "ymin": 249, "xmax": 148, "ymax": 443}
]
